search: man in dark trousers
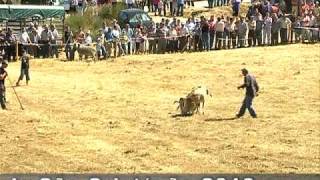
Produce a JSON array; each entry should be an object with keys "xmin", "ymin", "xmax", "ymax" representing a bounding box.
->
[
  {"xmin": 0, "ymin": 60, "xmax": 8, "ymax": 110},
  {"xmin": 16, "ymin": 50, "xmax": 30, "ymax": 86},
  {"xmin": 236, "ymin": 68, "xmax": 259, "ymax": 118}
]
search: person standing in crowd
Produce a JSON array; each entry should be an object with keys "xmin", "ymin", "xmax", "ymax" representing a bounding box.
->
[
  {"xmin": 208, "ymin": 15, "xmax": 216, "ymax": 50},
  {"xmin": 193, "ymin": 20, "xmax": 202, "ymax": 51},
  {"xmin": 158, "ymin": 0, "xmax": 163, "ymax": 16},
  {"xmin": 271, "ymin": 14, "xmax": 281, "ymax": 46},
  {"xmin": 30, "ymin": 28, "xmax": 40, "ymax": 58},
  {"xmin": 232, "ymin": 0, "xmax": 241, "ymax": 16},
  {"xmin": 201, "ymin": 17, "xmax": 210, "ymax": 51},
  {"xmin": 0, "ymin": 60, "xmax": 8, "ymax": 110},
  {"xmin": 19, "ymin": 28, "xmax": 31, "ymax": 53},
  {"xmin": 157, "ymin": 23, "xmax": 167, "ymax": 54},
  {"xmin": 50, "ymin": 24, "xmax": 59, "ymax": 58},
  {"xmin": 238, "ymin": 17, "xmax": 248, "ymax": 48},
  {"xmin": 111, "ymin": 25, "xmax": 122, "ymax": 56},
  {"xmin": 105, "ymin": 28, "xmax": 114, "ymax": 57},
  {"xmin": 168, "ymin": 26, "xmax": 178, "ymax": 53},
  {"xmin": 84, "ymin": 30, "xmax": 92, "ymax": 45},
  {"xmin": 33, "ymin": 22, "xmax": 42, "ymax": 37},
  {"xmin": 293, "ymin": 16, "xmax": 302, "ymax": 43},
  {"xmin": 171, "ymin": 0, "xmax": 177, "ymax": 16},
  {"xmin": 279, "ymin": 14, "xmax": 292, "ymax": 44},
  {"xmin": 177, "ymin": 0, "xmax": 184, "ymax": 16},
  {"xmin": 0, "ymin": 28, "xmax": 5, "ymax": 56},
  {"xmin": 16, "ymin": 50, "xmax": 30, "ymax": 86},
  {"xmin": 162, "ymin": 0, "xmax": 168, "ymax": 16},
  {"xmin": 186, "ymin": 0, "xmax": 194, "ymax": 7},
  {"xmin": 179, "ymin": 23, "xmax": 189, "ymax": 51},
  {"xmin": 148, "ymin": 22, "xmax": 158, "ymax": 54},
  {"xmin": 208, "ymin": 0, "xmax": 214, "ymax": 8},
  {"xmin": 153, "ymin": 0, "xmax": 160, "ymax": 15},
  {"xmin": 248, "ymin": 16, "xmax": 256, "ymax": 47},
  {"xmin": 102, "ymin": 22, "xmax": 109, "ymax": 37},
  {"xmin": 215, "ymin": 17, "xmax": 225, "ymax": 50},
  {"xmin": 96, "ymin": 38, "xmax": 108, "ymax": 59},
  {"xmin": 263, "ymin": 12, "xmax": 272, "ymax": 45},
  {"xmin": 64, "ymin": 26, "xmax": 74, "ymax": 61},
  {"xmin": 76, "ymin": 27, "xmax": 85, "ymax": 43},
  {"xmin": 81, "ymin": 0, "xmax": 88, "ymax": 15},
  {"xmin": 122, "ymin": 24, "xmax": 134, "ymax": 54},
  {"xmin": 119, "ymin": 30, "xmax": 129, "ymax": 56},
  {"xmin": 5, "ymin": 28, "xmax": 16, "ymax": 62},
  {"xmin": 229, "ymin": 17, "xmax": 237, "ymax": 48},
  {"xmin": 255, "ymin": 12, "xmax": 263, "ymax": 46},
  {"xmin": 40, "ymin": 24, "xmax": 53, "ymax": 58},
  {"xmin": 236, "ymin": 68, "xmax": 259, "ymax": 119},
  {"xmin": 134, "ymin": 28, "xmax": 144, "ymax": 54},
  {"xmin": 224, "ymin": 17, "xmax": 231, "ymax": 49}
]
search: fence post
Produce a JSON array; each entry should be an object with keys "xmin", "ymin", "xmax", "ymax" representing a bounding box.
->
[
  {"xmin": 113, "ymin": 41, "xmax": 117, "ymax": 58},
  {"xmin": 16, "ymin": 41, "xmax": 19, "ymax": 60}
]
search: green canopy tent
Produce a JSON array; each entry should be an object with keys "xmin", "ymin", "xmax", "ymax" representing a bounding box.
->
[{"xmin": 0, "ymin": 4, "xmax": 65, "ymax": 21}]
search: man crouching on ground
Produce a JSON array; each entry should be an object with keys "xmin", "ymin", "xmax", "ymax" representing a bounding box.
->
[{"xmin": 236, "ymin": 68, "xmax": 259, "ymax": 119}]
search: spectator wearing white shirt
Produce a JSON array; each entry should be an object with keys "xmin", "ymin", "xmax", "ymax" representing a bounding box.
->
[
  {"xmin": 279, "ymin": 14, "xmax": 292, "ymax": 44},
  {"xmin": 263, "ymin": 12, "xmax": 272, "ymax": 45},
  {"xmin": 50, "ymin": 24, "xmax": 59, "ymax": 58},
  {"xmin": 30, "ymin": 28, "xmax": 40, "ymax": 58},
  {"xmin": 215, "ymin": 17, "xmax": 225, "ymax": 49},
  {"xmin": 19, "ymin": 28, "xmax": 31, "ymax": 55},
  {"xmin": 111, "ymin": 25, "xmax": 122, "ymax": 56},
  {"xmin": 20, "ymin": 28, "xmax": 31, "ymax": 44},
  {"xmin": 40, "ymin": 24, "xmax": 52, "ymax": 58},
  {"xmin": 84, "ymin": 30, "xmax": 92, "ymax": 45},
  {"xmin": 238, "ymin": 17, "xmax": 248, "ymax": 48}
]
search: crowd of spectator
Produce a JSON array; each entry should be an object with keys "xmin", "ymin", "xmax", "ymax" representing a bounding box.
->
[
  {"xmin": 0, "ymin": 0, "xmax": 318, "ymax": 62},
  {"xmin": 62, "ymin": 0, "xmax": 319, "ymax": 60},
  {"xmin": 0, "ymin": 22, "xmax": 60, "ymax": 62}
]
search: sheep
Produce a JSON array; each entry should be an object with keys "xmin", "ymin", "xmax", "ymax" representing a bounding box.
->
[
  {"xmin": 73, "ymin": 43, "xmax": 96, "ymax": 62},
  {"xmin": 188, "ymin": 85, "xmax": 212, "ymax": 98},
  {"xmin": 174, "ymin": 94, "xmax": 205, "ymax": 116}
]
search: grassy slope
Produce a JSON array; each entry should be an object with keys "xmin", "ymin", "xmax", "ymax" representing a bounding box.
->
[{"xmin": 0, "ymin": 44, "xmax": 319, "ymax": 173}]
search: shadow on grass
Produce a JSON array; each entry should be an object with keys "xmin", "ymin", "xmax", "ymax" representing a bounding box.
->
[
  {"xmin": 204, "ymin": 117, "xmax": 238, "ymax": 122},
  {"xmin": 171, "ymin": 114, "xmax": 193, "ymax": 118}
]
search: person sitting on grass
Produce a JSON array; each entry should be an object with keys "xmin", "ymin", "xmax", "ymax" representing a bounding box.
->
[{"xmin": 16, "ymin": 50, "xmax": 30, "ymax": 86}]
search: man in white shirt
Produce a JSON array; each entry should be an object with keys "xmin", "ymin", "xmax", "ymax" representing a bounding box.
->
[
  {"xmin": 84, "ymin": 30, "xmax": 92, "ymax": 45},
  {"xmin": 20, "ymin": 28, "xmax": 31, "ymax": 44},
  {"xmin": 279, "ymin": 14, "xmax": 291, "ymax": 44},
  {"xmin": 215, "ymin": 17, "xmax": 225, "ymax": 49},
  {"xmin": 50, "ymin": 24, "xmax": 59, "ymax": 58},
  {"xmin": 20, "ymin": 28, "xmax": 31, "ymax": 55},
  {"xmin": 186, "ymin": 18, "xmax": 195, "ymax": 32}
]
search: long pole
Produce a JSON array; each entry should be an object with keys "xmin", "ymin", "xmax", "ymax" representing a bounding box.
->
[{"xmin": 7, "ymin": 76, "xmax": 24, "ymax": 110}]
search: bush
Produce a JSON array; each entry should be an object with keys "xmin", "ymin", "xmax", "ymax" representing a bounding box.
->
[
  {"xmin": 99, "ymin": 3, "xmax": 126, "ymax": 20},
  {"xmin": 65, "ymin": 3, "xmax": 126, "ymax": 37}
]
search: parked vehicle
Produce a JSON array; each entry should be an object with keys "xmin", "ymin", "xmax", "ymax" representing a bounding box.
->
[{"xmin": 118, "ymin": 8, "xmax": 153, "ymax": 28}]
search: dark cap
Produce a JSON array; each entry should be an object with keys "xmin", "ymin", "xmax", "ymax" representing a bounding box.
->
[{"xmin": 241, "ymin": 68, "xmax": 248, "ymax": 74}]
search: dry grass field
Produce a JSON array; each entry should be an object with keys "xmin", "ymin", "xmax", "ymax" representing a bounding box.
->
[{"xmin": 0, "ymin": 44, "xmax": 319, "ymax": 173}]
